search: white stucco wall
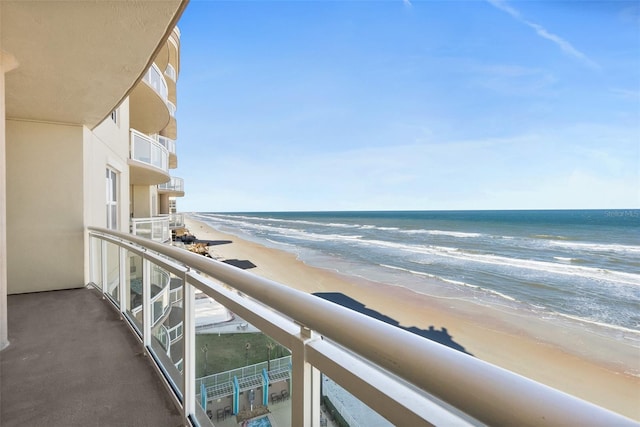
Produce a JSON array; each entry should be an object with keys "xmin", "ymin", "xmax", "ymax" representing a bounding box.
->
[
  {"xmin": 6, "ymin": 120, "xmax": 85, "ymax": 293},
  {"xmin": 6, "ymin": 100, "xmax": 131, "ymax": 294}
]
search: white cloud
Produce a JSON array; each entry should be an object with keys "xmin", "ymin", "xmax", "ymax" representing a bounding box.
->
[
  {"xmin": 403, "ymin": 0, "xmax": 413, "ymax": 9},
  {"xmin": 486, "ymin": 0, "xmax": 600, "ymax": 69}
]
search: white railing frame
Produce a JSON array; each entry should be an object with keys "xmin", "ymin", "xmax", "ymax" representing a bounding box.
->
[
  {"xmin": 130, "ymin": 129, "xmax": 169, "ymax": 174},
  {"xmin": 87, "ymin": 227, "xmax": 637, "ymax": 427}
]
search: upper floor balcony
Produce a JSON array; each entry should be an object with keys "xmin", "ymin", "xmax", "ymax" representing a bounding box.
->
[
  {"xmin": 156, "ymin": 134, "xmax": 177, "ymax": 169},
  {"xmin": 131, "ymin": 216, "xmax": 171, "ymax": 243},
  {"xmin": 166, "ymin": 64, "xmax": 177, "ymax": 105},
  {"xmin": 168, "ymin": 212, "xmax": 185, "ymax": 229},
  {"xmin": 162, "ymin": 100, "xmax": 178, "ymax": 140},
  {"xmin": 155, "ymin": 26, "xmax": 180, "ymax": 78},
  {"xmin": 129, "ymin": 63, "xmax": 170, "ymax": 135},
  {"xmin": 128, "ymin": 129, "xmax": 170, "ymax": 185},
  {"xmin": 158, "ymin": 176, "xmax": 185, "ymax": 197}
]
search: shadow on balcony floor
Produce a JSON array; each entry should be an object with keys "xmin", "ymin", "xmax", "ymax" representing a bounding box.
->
[
  {"xmin": 1, "ymin": 287, "xmax": 183, "ymax": 427},
  {"xmin": 314, "ymin": 292, "xmax": 473, "ymax": 356}
]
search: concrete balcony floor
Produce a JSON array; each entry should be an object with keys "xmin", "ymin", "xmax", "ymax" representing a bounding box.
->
[{"xmin": 1, "ymin": 288, "xmax": 183, "ymax": 427}]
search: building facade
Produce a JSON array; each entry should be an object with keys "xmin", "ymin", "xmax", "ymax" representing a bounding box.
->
[{"xmin": 1, "ymin": 0, "xmax": 187, "ymax": 348}]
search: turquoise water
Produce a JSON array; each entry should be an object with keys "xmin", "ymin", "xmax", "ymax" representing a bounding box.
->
[
  {"xmin": 246, "ymin": 415, "xmax": 272, "ymax": 427},
  {"xmin": 195, "ymin": 210, "xmax": 640, "ymax": 335}
]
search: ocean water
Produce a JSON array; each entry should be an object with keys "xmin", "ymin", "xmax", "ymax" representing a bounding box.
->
[{"xmin": 192, "ymin": 210, "xmax": 640, "ymax": 339}]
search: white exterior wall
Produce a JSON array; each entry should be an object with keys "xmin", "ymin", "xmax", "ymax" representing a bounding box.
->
[
  {"xmin": 82, "ymin": 99, "xmax": 131, "ymax": 284},
  {"xmin": 1, "ymin": 51, "xmax": 19, "ymax": 348},
  {"xmin": 132, "ymin": 185, "xmax": 153, "ymax": 218},
  {"xmin": 6, "ymin": 100, "xmax": 131, "ymax": 294},
  {"xmin": 84, "ymin": 99, "xmax": 130, "ymax": 232},
  {"xmin": 6, "ymin": 120, "xmax": 85, "ymax": 294}
]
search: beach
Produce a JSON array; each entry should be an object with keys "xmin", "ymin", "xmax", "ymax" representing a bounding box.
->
[{"xmin": 184, "ymin": 216, "xmax": 640, "ymax": 420}]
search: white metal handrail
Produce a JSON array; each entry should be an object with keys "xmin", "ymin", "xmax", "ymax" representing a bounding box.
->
[
  {"xmin": 130, "ymin": 129, "xmax": 169, "ymax": 174},
  {"xmin": 87, "ymin": 227, "xmax": 637, "ymax": 427}
]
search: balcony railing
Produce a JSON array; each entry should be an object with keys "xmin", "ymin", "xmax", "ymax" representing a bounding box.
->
[
  {"xmin": 130, "ymin": 129, "xmax": 169, "ymax": 174},
  {"xmin": 166, "ymin": 212, "xmax": 185, "ymax": 228},
  {"xmin": 158, "ymin": 176, "xmax": 184, "ymax": 193},
  {"xmin": 167, "ymin": 100, "xmax": 176, "ymax": 118},
  {"xmin": 130, "ymin": 216, "xmax": 170, "ymax": 243},
  {"xmin": 88, "ymin": 227, "xmax": 636, "ymax": 427},
  {"xmin": 165, "ymin": 64, "xmax": 177, "ymax": 82},
  {"xmin": 156, "ymin": 135, "xmax": 176, "ymax": 155},
  {"xmin": 142, "ymin": 63, "xmax": 168, "ymax": 101}
]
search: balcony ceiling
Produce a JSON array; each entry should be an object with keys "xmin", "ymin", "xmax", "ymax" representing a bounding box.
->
[{"xmin": 1, "ymin": 1, "xmax": 186, "ymax": 129}]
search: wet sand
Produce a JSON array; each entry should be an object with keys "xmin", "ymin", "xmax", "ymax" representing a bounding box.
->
[{"xmin": 185, "ymin": 217, "xmax": 640, "ymax": 420}]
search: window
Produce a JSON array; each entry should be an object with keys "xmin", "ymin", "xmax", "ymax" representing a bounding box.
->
[
  {"xmin": 106, "ymin": 168, "xmax": 118, "ymax": 230},
  {"xmin": 110, "ymin": 108, "xmax": 118, "ymax": 124}
]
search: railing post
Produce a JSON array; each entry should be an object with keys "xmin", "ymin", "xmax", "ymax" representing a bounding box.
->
[
  {"xmin": 183, "ymin": 273, "xmax": 196, "ymax": 422},
  {"xmin": 142, "ymin": 258, "xmax": 151, "ymax": 348},
  {"xmin": 119, "ymin": 246, "xmax": 127, "ymax": 315},
  {"xmin": 290, "ymin": 326, "xmax": 321, "ymax": 426},
  {"xmin": 100, "ymin": 239, "xmax": 107, "ymax": 296}
]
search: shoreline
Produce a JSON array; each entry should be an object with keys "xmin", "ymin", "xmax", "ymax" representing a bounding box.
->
[{"xmin": 184, "ymin": 216, "xmax": 640, "ymax": 420}]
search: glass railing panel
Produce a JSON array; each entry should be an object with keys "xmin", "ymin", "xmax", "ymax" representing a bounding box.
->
[
  {"xmin": 321, "ymin": 373, "xmax": 392, "ymax": 427},
  {"xmin": 150, "ymin": 273, "xmax": 184, "ymax": 398},
  {"xmin": 158, "ymin": 135, "xmax": 176, "ymax": 155},
  {"xmin": 159, "ymin": 177, "xmax": 184, "ymax": 193},
  {"xmin": 150, "ymin": 265, "xmax": 171, "ymax": 325},
  {"xmin": 167, "ymin": 101, "xmax": 176, "ymax": 118},
  {"xmin": 105, "ymin": 241, "xmax": 120, "ymax": 307},
  {"xmin": 132, "ymin": 131, "xmax": 152, "ymax": 164},
  {"xmin": 131, "ymin": 217, "xmax": 170, "ymax": 243},
  {"xmin": 143, "ymin": 63, "xmax": 168, "ymax": 101},
  {"xmin": 170, "ymin": 213, "xmax": 185, "ymax": 228},
  {"xmin": 165, "ymin": 64, "xmax": 176, "ymax": 81},
  {"xmin": 194, "ymin": 295, "xmax": 292, "ymax": 426},
  {"xmin": 126, "ymin": 251, "xmax": 143, "ymax": 335},
  {"xmin": 150, "ymin": 139, "xmax": 168, "ymax": 171},
  {"xmin": 90, "ymin": 236, "xmax": 103, "ymax": 292},
  {"xmin": 130, "ymin": 130, "xmax": 169, "ymax": 174}
]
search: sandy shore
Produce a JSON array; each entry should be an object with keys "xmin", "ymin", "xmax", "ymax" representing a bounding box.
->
[{"xmin": 184, "ymin": 217, "xmax": 640, "ymax": 420}]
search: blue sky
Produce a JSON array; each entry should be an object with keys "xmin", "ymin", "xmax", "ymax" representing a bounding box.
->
[{"xmin": 174, "ymin": 0, "xmax": 639, "ymax": 212}]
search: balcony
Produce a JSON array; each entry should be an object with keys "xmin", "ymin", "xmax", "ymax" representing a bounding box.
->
[
  {"xmin": 169, "ymin": 212, "xmax": 185, "ymax": 229},
  {"xmin": 162, "ymin": 101, "xmax": 178, "ymax": 140},
  {"xmin": 80, "ymin": 227, "xmax": 636, "ymax": 427},
  {"xmin": 129, "ymin": 63, "xmax": 171, "ymax": 134},
  {"xmin": 131, "ymin": 216, "xmax": 171, "ymax": 243},
  {"xmin": 166, "ymin": 64, "xmax": 177, "ymax": 105},
  {"xmin": 129, "ymin": 129, "xmax": 170, "ymax": 185},
  {"xmin": 158, "ymin": 176, "xmax": 185, "ymax": 197},
  {"xmin": 157, "ymin": 134, "xmax": 177, "ymax": 169},
  {"xmin": 1, "ymin": 288, "xmax": 184, "ymax": 426}
]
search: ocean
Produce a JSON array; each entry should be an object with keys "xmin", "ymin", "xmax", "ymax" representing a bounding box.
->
[{"xmin": 192, "ymin": 210, "xmax": 640, "ymax": 340}]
